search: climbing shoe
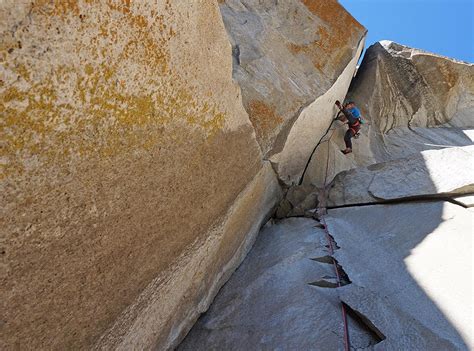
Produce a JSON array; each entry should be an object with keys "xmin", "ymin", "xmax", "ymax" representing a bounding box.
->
[{"xmin": 341, "ymin": 149, "xmax": 352, "ymax": 155}]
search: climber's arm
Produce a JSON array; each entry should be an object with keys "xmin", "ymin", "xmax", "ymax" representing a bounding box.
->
[
  {"xmin": 335, "ymin": 101, "xmax": 345, "ymax": 122},
  {"xmin": 335, "ymin": 101, "xmax": 350, "ymax": 123},
  {"xmin": 336, "ymin": 112, "xmax": 347, "ymax": 122}
]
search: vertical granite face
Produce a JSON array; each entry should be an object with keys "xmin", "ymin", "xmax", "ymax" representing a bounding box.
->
[
  {"xmin": 218, "ymin": 0, "xmax": 366, "ymax": 177},
  {"xmin": 1, "ymin": 1, "xmax": 281, "ymax": 349},
  {"xmin": 270, "ymin": 37, "xmax": 365, "ymax": 185},
  {"xmin": 303, "ymin": 41, "xmax": 474, "ymax": 187},
  {"xmin": 348, "ymin": 41, "xmax": 474, "ymax": 132}
]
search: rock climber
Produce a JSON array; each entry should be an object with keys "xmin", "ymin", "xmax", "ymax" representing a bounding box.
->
[{"xmin": 335, "ymin": 100, "xmax": 362, "ymax": 155}]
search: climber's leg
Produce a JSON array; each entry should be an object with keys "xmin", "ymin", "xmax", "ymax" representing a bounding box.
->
[
  {"xmin": 344, "ymin": 129, "xmax": 353, "ymax": 149},
  {"xmin": 342, "ymin": 129, "xmax": 353, "ymax": 154}
]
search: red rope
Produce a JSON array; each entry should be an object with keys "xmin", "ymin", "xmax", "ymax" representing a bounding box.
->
[{"xmin": 317, "ymin": 120, "xmax": 351, "ymax": 351}]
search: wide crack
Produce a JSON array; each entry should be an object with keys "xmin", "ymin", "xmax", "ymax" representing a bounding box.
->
[
  {"xmin": 327, "ymin": 193, "xmax": 473, "ymax": 209},
  {"xmin": 310, "ymin": 219, "xmax": 385, "ymax": 348},
  {"xmin": 343, "ymin": 302, "xmax": 386, "ymax": 345},
  {"xmin": 309, "ymin": 256, "xmax": 351, "ymax": 288},
  {"xmin": 308, "ymin": 226, "xmax": 350, "ymax": 289}
]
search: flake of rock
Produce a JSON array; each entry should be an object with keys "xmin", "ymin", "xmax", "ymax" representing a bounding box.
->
[
  {"xmin": 327, "ymin": 146, "xmax": 474, "ymax": 207},
  {"xmin": 220, "ymin": 0, "xmax": 366, "ymax": 183},
  {"xmin": 453, "ymin": 194, "xmax": 474, "ymax": 208}
]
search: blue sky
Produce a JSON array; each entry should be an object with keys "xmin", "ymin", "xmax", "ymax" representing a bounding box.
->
[{"xmin": 339, "ymin": 0, "xmax": 474, "ymax": 63}]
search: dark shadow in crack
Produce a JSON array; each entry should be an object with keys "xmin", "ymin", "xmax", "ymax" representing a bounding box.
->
[
  {"xmin": 178, "ymin": 217, "xmax": 379, "ymax": 350},
  {"xmin": 343, "ymin": 302, "xmax": 386, "ymax": 344}
]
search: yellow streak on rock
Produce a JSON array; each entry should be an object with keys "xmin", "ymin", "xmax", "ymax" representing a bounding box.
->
[{"xmin": 0, "ymin": 1, "xmax": 225, "ymax": 180}]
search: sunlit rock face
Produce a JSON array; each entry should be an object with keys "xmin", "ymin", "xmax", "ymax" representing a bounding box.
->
[
  {"xmin": 181, "ymin": 202, "xmax": 473, "ymax": 350},
  {"xmin": 1, "ymin": 1, "xmax": 280, "ymax": 350},
  {"xmin": 350, "ymin": 41, "xmax": 474, "ymax": 130},
  {"xmin": 179, "ymin": 37, "xmax": 473, "ymax": 350},
  {"xmin": 327, "ymin": 146, "xmax": 474, "ymax": 207},
  {"xmin": 303, "ymin": 41, "xmax": 474, "ymax": 187},
  {"xmin": 7, "ymin": 0, "xmax": 470, "ymax": 350},
  {"xmin": 329, "ymin": 202, "xmax": 473, "ymax": 351},
  {"xmin": 219, "ymin": 0, "xmax": 366, "ymax": 184},
  {"xmin": 0, "ymin": 1, "xmax": 367, "ymax": 350}
]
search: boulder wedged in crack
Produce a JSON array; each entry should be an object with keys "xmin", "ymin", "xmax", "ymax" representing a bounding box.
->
[
  {"xmin": 327, "ymin": 145, "xmax": 474, "ymax": 207},
  {"xmin": 274, "ymin": 183, "xmax": 319, "ymax": 218},
  {"xmin": 284, "ymin": 142, "xmax": 474, "ymax": 216}
]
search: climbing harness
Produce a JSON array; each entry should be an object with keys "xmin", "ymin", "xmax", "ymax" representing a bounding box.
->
[{"xmin": 349, "ymin": 119, "xmax": 361, "ymax": 135}]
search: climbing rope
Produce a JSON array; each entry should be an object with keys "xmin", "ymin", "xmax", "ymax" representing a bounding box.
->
[
  {"xmin": 320, "ymin": 215, "xmax": 350, "ymax": 351},
  {"xmin": 298, "ymin": 114, "xmax": 346, "ymax": 186},
  {"xmin": 314, "ymin": 112, "xmax": 351, "ymax": 351},
  {"xmin": 306, "ymin": 114, "xmax": 461, "ymax": 351}
]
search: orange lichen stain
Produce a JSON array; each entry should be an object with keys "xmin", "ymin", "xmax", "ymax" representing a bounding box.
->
[
  {"xmin": 99, "ymin": 5, "xmax": 174, "ymax": 75},
  {"xmin": 302, "ymin": 0, "xmax": 364, "ymax": 33},
  {"xmin": 291, "ymin": 0, "xmax": 365, "ymax": 70},
  {"xmin": 99, "ymin": 22, "xmax": 109, "ymax": 37},
  {"xmin": 1, "ymin": 61, "xmax": 225, "ymax": 179},
  {"xmin": 1, "ymin": 0, "xmax": 226, "ymax": 181},
  {"xmin": 133, "ymin": 15, "xmax": 148, "ymax": 28},
  {"xmin": 247, "ymin": 100, "xmax": 284, "ymax": 141},
  {"xmin": 15, "ymin": 64, "xmax": 31, "ymax": 81},
  {"xmin": 107, "ymin": 0, "xmax": 131, "ymax": 15},
  {"xmin": 437, "ymin": 61, "xmax": 458, "ymax": 88},
  {"xmin": 84, "ymin": 64, "xmax": 94, "ymax": 76},
  {"xmin": 32, "ymin": 0, "xmax": 81, "ymax": 16}
]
